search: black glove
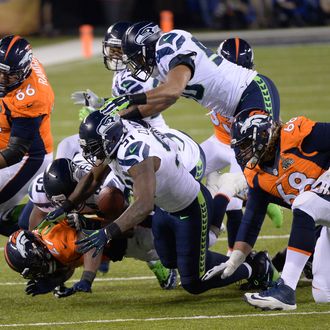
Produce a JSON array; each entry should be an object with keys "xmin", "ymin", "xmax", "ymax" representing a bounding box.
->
[{"xmin": 26, "ymin": 278, "xmax": 57, "ymax": 296}]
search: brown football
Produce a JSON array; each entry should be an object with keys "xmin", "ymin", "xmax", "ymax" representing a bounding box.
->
[{"xmin": 97, "ymin": 186, "xmax": 126, "ymax": 221}]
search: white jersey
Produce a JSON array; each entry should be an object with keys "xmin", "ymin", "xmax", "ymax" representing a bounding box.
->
[
  {"xmin": 109, "ymin": 120, "xmax": 200, "ymax": 213},
  {"xmin": 29, "ymin": 153, "xmax": 124, "ymax": 214},
  {"xmin": 154, "ymin": 29, "xmax": 257, "ymax": 118},
  {"xmin": 55, "ymin": 134, "xmax": 81, "ymax": 159},
  {"xmin": 112, "ymin": 69, "xmax": 168, "ymax": 129},
  {"xmin": 158, "ymin": 127, "xmax": 201, "ymax": 174}
]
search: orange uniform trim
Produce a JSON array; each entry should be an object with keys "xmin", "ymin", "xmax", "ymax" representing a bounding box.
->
[
  {"xmin": 235, "ymin": 38, "xmax": 240, "ymax": 63},
  {"xmin": 288, "ymin": 246, "xmax": 312, "ymax": 256}
]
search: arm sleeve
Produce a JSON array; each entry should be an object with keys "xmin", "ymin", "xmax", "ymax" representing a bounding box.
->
[
  {"xmin": 235, "ymin": 187, "xmax": 269, "ymax": 247},
  {"xmin": 302, "ymin": 123, "xmax": 330, "ymax": 153}
]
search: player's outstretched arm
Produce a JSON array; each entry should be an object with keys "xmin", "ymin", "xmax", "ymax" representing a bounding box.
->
[{"xmin": 76, "ymin": 157, "xmax": 158, "ymax": 256}]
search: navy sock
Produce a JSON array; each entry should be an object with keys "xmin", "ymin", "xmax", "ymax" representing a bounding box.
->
[
  {"xmin": 211, "ymin": 194, "xmax": 230, "ymax": 230},
  {"xmin": 226, "ymin": 209, "xmax": 243, "ymax": 249}
]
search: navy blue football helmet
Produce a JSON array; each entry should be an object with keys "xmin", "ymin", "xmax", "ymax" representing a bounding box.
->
[
  {"xmin": 231, "ymin": 110, "xmax": 274, "ymax": 169},
  {"xmin": 103, "ymin": 21, "xmax": 132, "ymax": 71},
  {"xmin": 102, "ymin": 118, "xmax": 127, "ymax": 160},
  {"xmin": 218, "ymin": 38, "xmax": 254, "ymax": 69},
  {"xmin": 122, "ymin": 21, "xmax": 162, "ymax": 82},
  {"xmin": 4, "ymin": 230, "xmax": 55, "ymax": 279},
  {"xmin": 0, "ymin": 35, "xmax": 33, "ymax": 96},
  {"xmin": 43, "ymin": 158, "xmax": 77, "ymax": 207},
  {"xmin": 79, "ymin": 111, "xmax": 120, "ymax": 165}
]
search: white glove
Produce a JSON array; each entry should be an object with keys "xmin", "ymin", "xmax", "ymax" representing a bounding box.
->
[
  {"xmin": 71, "ymin": 89, "xmax": 105, "ymax": 109},
  {"xmin": 201, "ymin": 250, "xmax": 246, "ymax": 281},
  {"xmin": 312, "ymin": 169, "xmax": 330, "ymax": 195}
]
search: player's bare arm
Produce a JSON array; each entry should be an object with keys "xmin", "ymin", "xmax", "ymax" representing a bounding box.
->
[
  {"xmin": 68, "ymin": 163, "xmax": 110, "ymax": 206},
  {"xmin": 120, "ymin": 65, "xmax": 191, "ymax": 118},
  {"xmin": 112, "ymin": 157, "xmax": 158, "ymax": 233}
]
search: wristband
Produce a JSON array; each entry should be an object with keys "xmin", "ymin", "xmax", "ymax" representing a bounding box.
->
[
  {"xmin": 121, "ymin": 108, "xmax": 144, "ymax": 120},
  {"xmin": 81, "ymin": 271, "xmax": 96, "ymax": 284},
  {"xmin": 105, "ymin": 222, "xmax": 122, "ymax": 240},
  {"xmin": 62, "ymin": 199, "xmax": 76, "ymax": 213},
  {"xmin": 128, "ymin": 93, "xmax": 147, "ymax": 105}
]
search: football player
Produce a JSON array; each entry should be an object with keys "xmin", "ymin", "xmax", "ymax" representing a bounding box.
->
[
  {"xmin": 28, "ymin": 156, "xmax": 177, "ymax": 291},
  {"xmin": 0, "ymin": 35, "xmax": 54, "ymax": 234},
  {"xmin": 203, "ymin": 111, "xmax": 330, "ymax": 309},
  {"xmin": 46, "ymin": 111, "xmax": 278, "ymax": 295}
]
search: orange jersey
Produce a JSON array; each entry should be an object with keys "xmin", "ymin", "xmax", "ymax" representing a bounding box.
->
[
  {"xmin": 0, "ymin": 57, "xmax": 54, "ymax": 154},
  {"xmin": 35, "ymin": 221, "xmax": 83, "ymax": 267},
  {"xmin": 244, "ymin": 116, "xmax": 327, "ymax": 206},
  {"xmin": 209, "ymin": 111, "xmax": 232, "ymax": 144}
]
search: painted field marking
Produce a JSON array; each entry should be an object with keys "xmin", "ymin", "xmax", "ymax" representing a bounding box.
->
[{"xmin": 0, "ymin": 311, "xmax": 330, "ymax": 327}]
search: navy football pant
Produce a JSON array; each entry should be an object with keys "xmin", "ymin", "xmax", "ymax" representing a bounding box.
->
[{"xmin": 152, "ymin": 183, "xmax": 249, "ymax": 294}]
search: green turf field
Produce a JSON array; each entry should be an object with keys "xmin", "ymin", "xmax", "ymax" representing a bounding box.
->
[{"xmin": 0, "ymin": 43, "xmax": 330, "ymax": 329}]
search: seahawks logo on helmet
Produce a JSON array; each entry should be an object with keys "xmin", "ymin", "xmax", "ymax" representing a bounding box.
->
[
  {"xmin": 240, "ymin": 114, "xmax": 269, "ymax": 134},
  {"xmin": 135, "ymin": 24, "xmax": 161, "ymax": 45},
  {"xmin": 96, "ymin": 115, "xmax": 116, "ymax": 136}
]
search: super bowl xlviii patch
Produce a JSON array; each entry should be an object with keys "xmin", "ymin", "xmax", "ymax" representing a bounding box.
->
[{"xmin": 281, "ymin": 156, "xmax": 294, "ymax": 170}]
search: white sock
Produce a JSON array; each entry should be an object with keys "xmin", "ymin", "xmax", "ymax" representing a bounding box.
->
[{"xmin": 281, "ymin": 248, "xmax": 310, "ymax": 290}]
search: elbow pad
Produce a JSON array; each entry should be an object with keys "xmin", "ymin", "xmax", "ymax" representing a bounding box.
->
[{"xmin": 0, "ymin": 136, "xmax": 32, "ymax": 166}]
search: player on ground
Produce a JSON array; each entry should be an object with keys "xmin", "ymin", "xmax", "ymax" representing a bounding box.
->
[
  {"xmin": 203, "ymin": 111, "xmax": 330, "ymax": 309},
  {"xmin": 0, "ymin": 35, "xmax": 54, "ymax": 235}
]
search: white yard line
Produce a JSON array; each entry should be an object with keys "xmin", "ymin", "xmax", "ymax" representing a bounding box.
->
[{"xmin": 0, "ymin": 311, "xmax": 330, "ymax": 327}]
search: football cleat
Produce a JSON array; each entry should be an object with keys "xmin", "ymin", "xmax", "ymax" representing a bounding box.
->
[
  {"xmin": 245, "ymin": 251, "xmax": 280, "ymax": 291},
  {"xmin": 266, "ymin": 204, "xmax": 283, "ymax": 228},
  {"xmin": 148, "ymin": 260, "xmax": 178, "ymax": 290},
  {"xmin": 244, "ymin": 278, "xmax": 297, "ymax": 310}
]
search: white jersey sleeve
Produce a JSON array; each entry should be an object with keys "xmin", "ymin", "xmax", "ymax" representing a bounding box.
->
[{"xmin": 28, "ymin": 173, "xmax": 55, "ymax": 213}]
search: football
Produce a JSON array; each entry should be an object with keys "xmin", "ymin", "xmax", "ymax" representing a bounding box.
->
[{"xmin": 97, "ymin": 186, "xmax": 127, "ymax": 221}]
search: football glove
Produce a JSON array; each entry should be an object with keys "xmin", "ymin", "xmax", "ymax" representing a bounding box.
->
[
  {"xmin": 26, "ymin": 278, "xmax": 57, "ymax": 296},
  {"xmin": 45, "ymin": 207, "xmax": 67, "ymax": 223},
  {"xmin": 79, "ymin": 106, "xmax": 95, "ymax": 121},
  {"xmin": 67, "ymin": 213, "xmax": 87, "ymax": 231},
  {"xmin": 44, "ymin": 200, "xmax": 75, "ymax": 223},
  {"xmin": 99, "ymin": 96, "xmax": 131, "ymax": 116},
  {"xmin": 71, "ymin": 89, "xmax": 105, "ymax": 109},
  {"xmin": 76, "ymin": 228, "xmax": 111, "ymax": 257},
  {"xmin": 202, "ymin": 250, "xmax": 246, "ymax": 281}
]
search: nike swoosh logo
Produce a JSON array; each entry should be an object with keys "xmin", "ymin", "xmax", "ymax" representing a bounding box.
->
[
  {"xmin": 122, "ymin": 83, "xmax": 130, "ymax": 89},
  {"xmin": 129, "ymin": 145, "xmax": 138, "ymax": 154},
  {"xmin": 163, "ymin": 35, "xmax": 171, "ymax": 42},
  {"xmin": 179, "ymin": 215, "xmax": 189, "ymax": 220}
]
